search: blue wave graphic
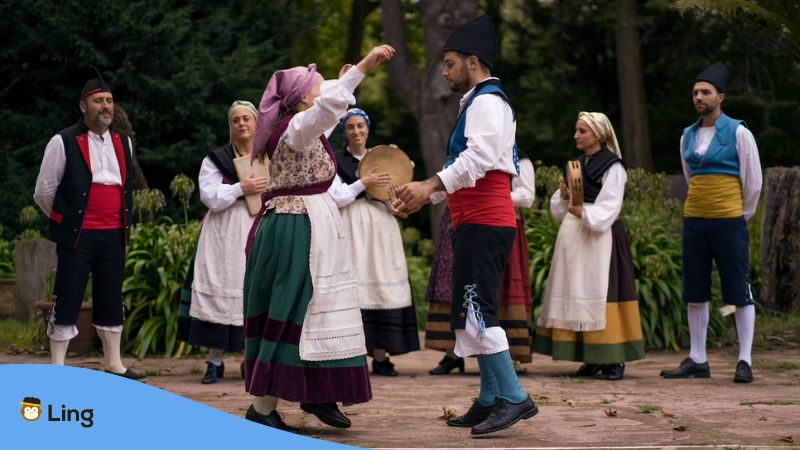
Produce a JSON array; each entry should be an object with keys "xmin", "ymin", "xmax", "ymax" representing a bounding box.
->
[{"xmin": 1, "ymin": 364, "xmax": 364, "ymax": 449}]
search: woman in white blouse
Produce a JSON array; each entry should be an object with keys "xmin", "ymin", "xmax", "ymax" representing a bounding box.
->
[
  {"xmin": 533, "ymin": 112, "xmax": 644, "ymax": 381},
  {"xmin": 328, "ymin": 108, "xmax": 420, "ymax": 377},
  {"xmin": 179, "ymin": 101, "xmax": 266, "ymax": 385}
]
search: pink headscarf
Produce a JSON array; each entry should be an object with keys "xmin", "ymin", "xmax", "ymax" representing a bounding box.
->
[{"xmin": 252, "ymin": 64, "xmax": 323, "ymax": 160}]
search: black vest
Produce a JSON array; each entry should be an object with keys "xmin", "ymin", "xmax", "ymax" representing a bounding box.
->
[
  {"xmin": 564, "ymin": 149, "xmax": 625, "ymax": 203},
  {"xmin": 207, "ymin": 144, "xmax": 240, "ymax": 184},
  {"xmin": 49, "ymin": 120, "xmax": 133, "ymax": 248},
  {"xmin": 335, "ymin": 149, "xmax": 366, "ymax": 200}
]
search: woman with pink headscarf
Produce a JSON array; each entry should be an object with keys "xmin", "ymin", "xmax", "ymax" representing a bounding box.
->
[{"xmin": 242, "ymin": 45, "xmax": 394, "ymax": 432}]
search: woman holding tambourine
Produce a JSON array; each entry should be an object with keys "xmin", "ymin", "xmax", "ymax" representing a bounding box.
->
[
  {"xmin": 327, "ymin": 108, "xmax": 420, "ymax": 377},
  {"xmin": 533, "ymin": 111, "xmax": 644, "ymax": 381}
]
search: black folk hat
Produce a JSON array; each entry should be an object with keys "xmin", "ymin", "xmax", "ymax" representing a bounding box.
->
[
  {"xmin": 80, "ymin": 65, "xmax": 112, "ymax": 101},
  {"xmin": 695, "ymin": 61, "xmax": 729, "ymax": 93},
  {"xmin": 442, "ymin": 15, "xmax": 498, "ymax": 70}
]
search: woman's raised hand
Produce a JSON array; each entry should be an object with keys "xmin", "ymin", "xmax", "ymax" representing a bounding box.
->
[{"xmin": 356, "ymin": 44, "xmax": 396, "ymax": 73}]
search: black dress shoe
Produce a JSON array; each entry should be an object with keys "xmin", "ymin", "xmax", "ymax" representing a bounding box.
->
[
  {"xmin": 447, "ymin": 399, "xmax": 495, "ymax": 427},
  {"xmin": 660, "ymin": 358, "xmax": 710, "ymax": 378},
  {"xmin": 245, "ymin": 405, "xmax": 298, "ymax": 433},
  {"xmin": 430, "ymin": 355, "xmax": 465, "ymax": 375},
  {"xmin": 603, "ymin": 363, "xmax": 625, "ymax": 381},
  {"xmin": 372, "ymin": 357, "xmax": 398, "ymax": 376},
  {"xmin": 733, "ymin": 360, "xmax": 753, "ymax": 383},
  {"xmin": 471, "ymin": 396, "xmax": 539, "ymax": 435},
  {"xmin": 575, "ymin": 364, "xmax": 602, "ymax": 377},
  {"xmin": 300, "ymin": 402, "xmax": 351, "ymax": 428},
  {"xmin": 105, "ymin": 368, "xmax": 146, "ymax": 380},
  {"xmin": 202, "ymin": 362, "xmax": 224, "ymax": 384}
]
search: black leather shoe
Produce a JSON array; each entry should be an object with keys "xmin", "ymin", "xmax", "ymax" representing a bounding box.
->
[
  {"xmin": 603, "ymin": 363, "xmax": 625, "ymax": 381},
  {"xmin": 245, "ymin": 405, "xmax": 298, "ymax": 433},
  {"xmin": 575, "ymin": 364, "xmax": 602, "ymax": 377},
  {"xmin": 430, "ymin": 355, "xmax": 465, "ymax": 375},
  {"xmin": 447, "ymin": 399, "xmax": 496, "ymax": 427},
  {"xmin": 372, "ymin": 357, "xmax": 398, "ymax": 376},
  {"xmin": 202, "ymin": 362, "xmax": 224, "ymax": 384},
  {"xmin": 733, "ymin": 360, "xmax": 753, "ymax": 383},
  {"xmin": 660, "ymin": 358, "xmax": 710, "ymax": 378},
  {"xmin": 471, "ymin": 396, "xmax": 539, "ymax": 435},
  {"xmin": 300, "ymin": 402, "xmax": 351, "ymax": 428},
  {"xmin": 105, "ymin": 368, "xmax": 146, "ymax": 380}
]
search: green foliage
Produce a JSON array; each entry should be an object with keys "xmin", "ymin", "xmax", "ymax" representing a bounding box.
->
[
  {"xmin": 0, "ymin": 237, "xmax": 13, "ymax": 278},
  {"xmin": 402, "ymin": 225, "xmax": 434, "ymax": 329},
  {"xmin": 133, "ymin": 189, "xmax": 166, "ymax": 224},
  {"xmin": 524, "ymin": 166, "xmax": 737, "ymax": 350},
  {"xmin": 122, "ymin": 219, "xmax": 200, "ymax": 358}
]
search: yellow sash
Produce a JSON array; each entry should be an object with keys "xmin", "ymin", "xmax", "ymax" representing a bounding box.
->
[{"xmin": 684, "ymin": 174, "xmax": 743, "ymax": 218}]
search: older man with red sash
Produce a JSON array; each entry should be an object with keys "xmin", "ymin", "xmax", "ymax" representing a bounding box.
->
[
  {"xmin": 34, "ymin": 68, "xmax": 143, "ymax": 380},
  {"xmin": 394, "ymin": 16, "xmax": 537, "ymax": 435}
]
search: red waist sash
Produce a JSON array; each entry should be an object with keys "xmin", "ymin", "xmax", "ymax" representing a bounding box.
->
[
  {"xmin": 447, "ymin": 170, "xmax": 516, "ymax": 228},
  {"xmin": 83, "ymin": 183, "xmax": 123, "ymax": 229}
]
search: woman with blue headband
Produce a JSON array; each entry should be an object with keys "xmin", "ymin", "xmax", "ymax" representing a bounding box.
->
[{"xmin": 328, "ymin": 108, "xmax": 420, "ymax": 377}]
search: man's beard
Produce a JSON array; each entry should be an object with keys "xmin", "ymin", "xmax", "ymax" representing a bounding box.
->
[
  {"xmin": 695, "ymin": 102, "xmax": 714, "ymax": 116},
  {"xmin": 449, "ymin": 66, "xmax": 471, "ymax": 93},
  {"xmin": 87, "ymin": 109, "xmax": 113, "ymax": 127}
]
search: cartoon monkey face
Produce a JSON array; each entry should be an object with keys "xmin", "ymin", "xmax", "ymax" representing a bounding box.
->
[{"xmin": 21, "ymin": 405, "xmax": 41, "ymax": 421}]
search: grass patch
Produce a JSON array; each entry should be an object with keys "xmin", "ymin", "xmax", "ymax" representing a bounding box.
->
[
  {"xmin": 0, "ymin": 317, "xmax": 44, "ymax": 353},
  {"xmin": 724, "ymin": 446, "xmax": 743, "ymax": 450},
  {"xmin": 189, "ymin": 366, "xmax": 203, "ymax": 375},
  {"xmin": 638, "ymin": 404, "xmax": 659, "ymax": 413},
  {"xmin": 601, "ymin": 399, "xmax": 614, "ymax": 405},
  {"xmin": 754, "ymin": 313, "xmax": 800, "ymax": 348},
  {"xmin": 740, "ymin": 399, "xmax": 797, "ymax": 406},
  {"xmin": 775, "ymin": 361, "xmax": 799, "ymax": 371}
]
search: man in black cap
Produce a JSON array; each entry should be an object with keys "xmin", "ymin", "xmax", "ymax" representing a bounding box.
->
[
  {"xmin": 393, "ymin": 15, "xmax": 537, "ymax": 435},
  {"xmin": 34, "ymin": 67, "xmax": 143, "ymax": 380},
  {"xmin": 660, "ymin": 61, "xmax": 762, "ymax": 383}
]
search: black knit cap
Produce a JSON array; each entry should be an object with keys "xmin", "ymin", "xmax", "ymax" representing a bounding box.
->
[
  {"xmin": 442, "ymin": 15, "xmax": 498, "ymax": 70},
  {"xmin": 80, "ymin": 65, "xmax": 112, "ymax": 101},
  {"xmin": 21, "ymin": 397, "xmax": 41, "ymax": 405},
  {"xmin": 695, "ymin": 61, "xmax": 729, "ymax": 93}
]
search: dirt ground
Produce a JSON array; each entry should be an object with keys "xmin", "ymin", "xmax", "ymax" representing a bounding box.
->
[{"xmin": 3, "ymin": 343, "xmax": 799, "ymax": 449}]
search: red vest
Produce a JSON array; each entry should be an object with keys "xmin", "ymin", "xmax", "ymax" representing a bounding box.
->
[{"xmin": 447, "ymin": 170, "xmax": 516, "ymax": 229}]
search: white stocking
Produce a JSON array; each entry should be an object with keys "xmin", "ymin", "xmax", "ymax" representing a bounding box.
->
[
  {"xmin": 735, "ymin": 305, "xmax": 755, "ymax": 365},
  {"xmin": 252, "ymin": 396, "xmax": 278, "ymax": 415},
  {"xmin": 96, "ymin": 328, "xmax": 127, "ymax": 374},
  {"xmin": 49, "ymin": 339, "xmax": 70, "ymax": 365},
  {"xmin": 687, "ymin": 302, "xmax": 709, "ymax": 364}
]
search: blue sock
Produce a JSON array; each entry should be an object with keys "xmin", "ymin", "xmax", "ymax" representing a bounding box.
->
[
  {"xmin": 483, "ymin": 350, "xmax": 527, "ymax": 404},
  {"xmin": 476, "ymin": 355, "xmax": 498, "ymax": 406}
]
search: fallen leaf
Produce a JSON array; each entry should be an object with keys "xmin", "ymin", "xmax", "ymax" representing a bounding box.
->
[
  {"xmin": 759, "ymin": 415, "xmax": 768, "ymax": 421},
  {"xmin": 661, "ymin": 408, "xmax": 676, "ymax": 419},
  {"xmin": 673, "ymin": 425, "xmax": 687, "ymax": 432},
  {"xmin": 438, "ymin": 407, "xmax": 455, "ymax": 421},
  {"xmin": 578, "ymin": 423, "xmax": 596, "ymax": 427},
  {"xmin": 604, "ymin": 408, "xmax": 617, "ymax": 417},
  {"xmin": 564, "ymin": 398, "xmax": 577, "ymax": 407},
  {"xmin": 779, "ymin": 436, "xmax": 794, "ymax": 444}
]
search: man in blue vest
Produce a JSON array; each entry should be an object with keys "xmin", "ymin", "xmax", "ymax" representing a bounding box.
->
[
  {"xmin": 394, "ymin": 16, "xmax": 537, "ymax": 435},
  {"xmin": 660, "ymin": 62, "xmax": 762, "ymax": 383},
  {"xmin": 34, "ymin": 68, "xmax": 143, "ymax": 380}
]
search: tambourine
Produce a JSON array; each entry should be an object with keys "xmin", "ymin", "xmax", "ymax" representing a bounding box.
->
[
  {"xmin": 566, "ymin": 159, "xmax": 584, "ymax": 206},
  {"xmin": 358, "ymin": 145, "xmax": 414, "ymax": 201}
]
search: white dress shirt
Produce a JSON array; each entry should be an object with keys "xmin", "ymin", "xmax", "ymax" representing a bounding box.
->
[
  {"xmin": 511, "ymin": 158, "xmax": 535, "ymax": 208},
  {"xmin": 433, "ymin": 78, "xmax": 518, "ymax": 201},
  {"xmin": 327, "ymin": 149, "xmax": 366, "ymax": 208},
  {"xmin": 679, "ymin": 124, "xmax": 762, "ymax": 219},
  {"xmin": 285, "ymin": 68, "xmax": 364, "ymax": 153},
  {"xmin": 198, "ymin": 156, "xmax": 244, "ymax": 213},
  {"xmin": 34, "ymin": 130, "xmax": 134, "ymax": 215},
  {"xmin": 550, "ymin": 162, "xmax": 627, "ymax": 232}
]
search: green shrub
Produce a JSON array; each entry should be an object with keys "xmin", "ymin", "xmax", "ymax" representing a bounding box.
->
[
  {"xmin": 122, "ymin": 219, "xmax": 200, "ymax": 358},
  {"xmin": 402, "ymin": 226, "xmax": 434, "ymax": 330},
  {"xmin": 0, "ymin": 237, "xmax": 14, "ymax": 279}
]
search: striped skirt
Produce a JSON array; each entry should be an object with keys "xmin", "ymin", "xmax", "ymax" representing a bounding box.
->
[
  {"xmin": 533, "ymin": 220, "xmax": 645, "ymax": 364},
  {"xmin": 243, "ymin": 212, "xmax": 371, "ymax": 403},
  {"xmin": 424, "ymin": 214, "xmax": 533, "ymax": 363}
]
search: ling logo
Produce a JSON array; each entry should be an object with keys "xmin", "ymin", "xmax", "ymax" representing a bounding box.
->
[
  {"xmin": 19, "ymin": 396, "xmax": 94, "ymax": 427},
  {"xmin": 20, "ymin": 397, "xmax": 42, "ymax": 421}
]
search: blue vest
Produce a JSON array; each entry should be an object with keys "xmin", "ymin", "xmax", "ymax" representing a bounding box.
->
[
  {"xmin": 446, "ymin": 79, "xmax": 519, "ymax": 174},
  {"xmin": 681, "ymin": 113, "xmax": 743, "ymax": 177}
]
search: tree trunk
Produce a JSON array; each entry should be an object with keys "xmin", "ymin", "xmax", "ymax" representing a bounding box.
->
[
  {"xmin": 614, "ymin": 0, "xmax": 652, "ymax": 171},
  {"xmin": 346, "ymin": 0, "xmax": 379, "ymax": 65},
  {"xmin": 760, "ymin": 167, "xmax": 800, "ymax": 313},
  {"xmin": 14, "ymin": 239, "xmax": 57, "ymax": 320},
  {"xmin": 380, "ymin": 0, "xmax": 478, "ymax": 236}
]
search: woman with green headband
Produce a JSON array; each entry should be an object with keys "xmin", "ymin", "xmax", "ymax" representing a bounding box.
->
[{"xmin": 178, "ymin": 100, "xmax": 267, "ymax": 385}]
